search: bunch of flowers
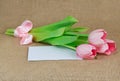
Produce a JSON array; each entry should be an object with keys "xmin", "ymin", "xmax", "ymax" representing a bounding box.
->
[{"xmin": 5, "ymin": 16, "xmax": 116, "ymax": 60}]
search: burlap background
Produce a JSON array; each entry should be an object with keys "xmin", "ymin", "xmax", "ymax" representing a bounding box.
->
[{"xmin": 0, "ymin": 0, "xmax": 120, "ymax": 81}]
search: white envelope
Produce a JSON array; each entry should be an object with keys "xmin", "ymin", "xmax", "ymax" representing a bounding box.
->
[{"xmin": 28, "ymin": 46, "xmax": 82, "ymax": 61}]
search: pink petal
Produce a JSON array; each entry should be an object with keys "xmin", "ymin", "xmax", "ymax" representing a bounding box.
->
[
  {"xmin": 89, "ymin": 29, "xmax": 107, "ymax": 46},
  {"xmin": 104, "ymin": 39, "xmax": 116, "ymax": 55},
  {"xmin": 96, "ymin": 39, "xmax": 116, "ymax": 55},
  {"xmin": 20, "ymin": 34, "xmax": 33, "ymax": 45},
  {"xmin": 14, "ymin": 20, "xmax": 33, "ymax": 37},
  {"xmin": 76, "ymin": 44, "xmax": 97, "ymax": 60},
  {"xmin": 96, "ymin": 43, "xmax": 108, "ymax": 53},
  {"xmin": 21, "ymin": 20, "xmax": 33, "ymax": 33},
  {"xmin": 14, "ymin": 26, "xmax": 25, "ymax": 37}
]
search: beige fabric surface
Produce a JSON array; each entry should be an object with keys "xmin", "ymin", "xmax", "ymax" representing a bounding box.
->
[{"xmin": 0, "ymin": 0, "xmax": 120, "ymax": 81}]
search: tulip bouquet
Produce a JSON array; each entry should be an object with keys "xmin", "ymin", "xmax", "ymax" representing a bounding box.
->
[{"xmin": 5, "ymin": 16, "xmax": 116, "ymax": 60}]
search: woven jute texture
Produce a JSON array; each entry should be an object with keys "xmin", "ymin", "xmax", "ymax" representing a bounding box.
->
[{"xmin": 0, "ymin": 0, "xmax": 120, "ymax": 81}]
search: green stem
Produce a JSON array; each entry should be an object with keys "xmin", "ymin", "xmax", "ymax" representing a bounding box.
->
[
  {"xmin": 5, "ymin": 29, "xmax": 14, "ymax": 36},
  {"xmin": 62, "ymin": 45, "xmax": 76, "ymax": 50}
]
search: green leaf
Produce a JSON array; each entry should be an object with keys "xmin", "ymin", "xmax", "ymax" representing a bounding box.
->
[
  {"xmin": 65, "ymin": 33, "xmax": 88, "ymax": 47},
  {"xmin": 67, "ymin": 39, "xmax": 88, "ymax": 47},
  {"xmin": 30, "ymin": 16, "xmax": 78, "ymax": 42},
  {"xmin": 43, "ymin": 35, "xmax": 78, "ymax": 45},
  {"xmin": 78, "ymin": 34, "xmax": 88, "ymax": 40},
  {"xmin": 64, "ymin": 32, "xmax": 88, "ymax": 47},
  {"xmin": 64, "ymin": 31, "xmax": 88, "ymax": 37},
  {"xmin": 31, "ymin": 27, "xmax": 65, "ymax": 42},
  {"xmin": 64, "ymin": 31, "xmax": 79, "ymax": 36},
  {"xmin": 70, "ymin": 27, "xmax": 88, "ymax": 32},
  {"xmin": 30, "ymin": 16, "xmax": 78, "ymax": 33}
]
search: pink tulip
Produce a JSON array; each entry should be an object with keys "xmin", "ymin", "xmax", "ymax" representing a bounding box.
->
[
  {"xmin": 88, "ymin": 29, "xmax": 107, "ymax": 46},
  {"xmin": 20, "ymin": 34, "xmax": 33, "ymax": 45},
  {"xmin": 97, "ymin": 39, "xmax": 116, "ymax": 55},
  {"xmin": 76, "ymin": 44, "xmax": 97, "ymax": 60},
  {"xmin": 14, "ymin": 20, "xmax": 33, "ymax": 45}
]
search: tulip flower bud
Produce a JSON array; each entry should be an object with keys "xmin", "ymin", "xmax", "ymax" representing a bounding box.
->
[
  {"xmin": 97, "ymin": 39, "xmax": 116, "ymax": 55},
  {"xmin": 76, "ymin": 44, "xmax": 97, "ymax": 60},
  {"xmin": 89, "ymin": 29, "xmax": 107, "ymax": 46}
]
